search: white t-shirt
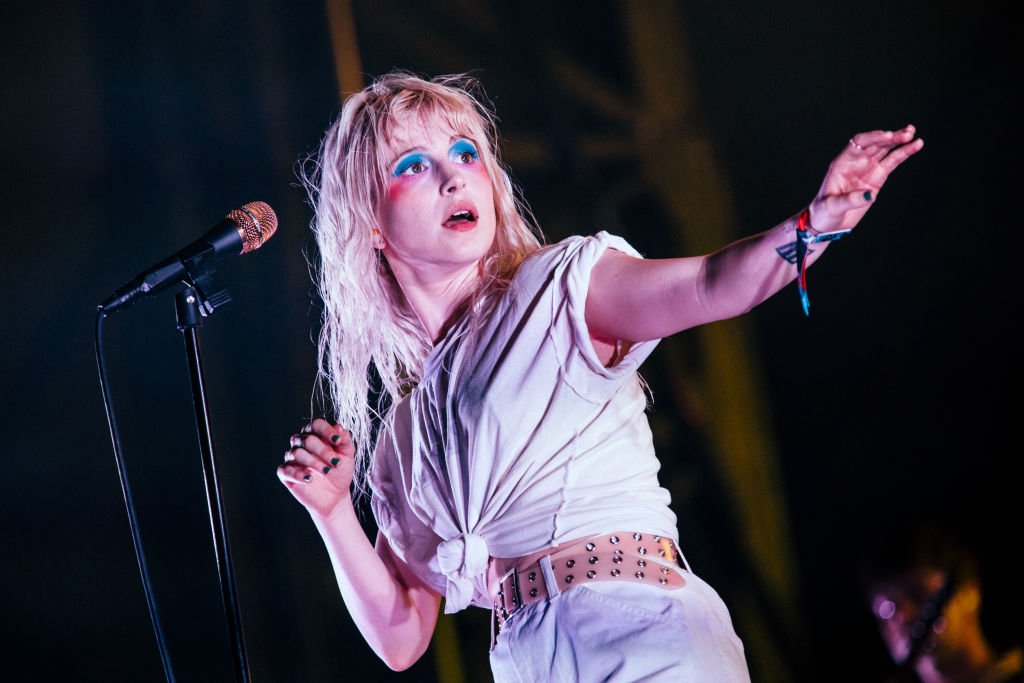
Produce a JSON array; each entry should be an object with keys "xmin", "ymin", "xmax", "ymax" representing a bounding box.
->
[{"xmin": 370, "ymin": 232, "xmax": 679, "ymax": 613}]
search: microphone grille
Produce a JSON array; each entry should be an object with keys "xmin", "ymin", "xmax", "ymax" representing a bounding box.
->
[{"xmin": 229, "ymin": 201, "xmax": 279, "ymax": 253}]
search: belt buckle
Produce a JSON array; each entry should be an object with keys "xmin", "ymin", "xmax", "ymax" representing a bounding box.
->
[{"xmin": 496, "ymin": 566, "xmax": 522, "ymax": 623}]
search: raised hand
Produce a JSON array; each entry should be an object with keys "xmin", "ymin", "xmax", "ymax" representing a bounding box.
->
[
  {"xmin": 808, "ymin": 124, "xmax": 924, "ymax": 234},
  {"xmin": 277, "ymin": 418, "xmax": 356, "ymax": 519}
]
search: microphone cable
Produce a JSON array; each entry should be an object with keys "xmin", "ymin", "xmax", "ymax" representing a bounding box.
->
[
  {"xmin": 95, "ymin": 308, "xmax": 176, "ymax": 682},
  {"xmin": 92, "ymin": 200, "xmax": 275, "ymax": 682}
]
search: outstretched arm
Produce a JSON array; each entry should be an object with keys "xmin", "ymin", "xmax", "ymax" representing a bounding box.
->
[
  {"xmin": 278, "ymin": 419, "xmax": 441, "ymax": 670},
  {"xmin": 586, "ymin": 126, "xmax": 924, "ymax": 342}
]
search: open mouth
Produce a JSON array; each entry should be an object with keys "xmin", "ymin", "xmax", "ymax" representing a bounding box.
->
[{"xmin": 443, "ymin": 209, "xmax": 478, "ymax": 228}]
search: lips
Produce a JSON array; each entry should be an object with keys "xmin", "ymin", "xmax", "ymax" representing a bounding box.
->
[{"xmin": 442, "ymin": 203, "xmax": 478, "ymax": 230}]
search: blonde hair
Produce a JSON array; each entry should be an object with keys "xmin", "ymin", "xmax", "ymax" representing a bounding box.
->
[{"xmin": 301, "ymin": 71, "xmax": 542, "ymax": 498}]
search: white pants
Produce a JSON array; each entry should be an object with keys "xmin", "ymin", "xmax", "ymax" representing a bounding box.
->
[{"xmin": 489, "ymin": 560, "xmax": 750, "ymax": 683}]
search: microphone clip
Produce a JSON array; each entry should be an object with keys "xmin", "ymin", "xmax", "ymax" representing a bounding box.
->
[{"xmin": 178, "ymin": 246, "xmax": 232, "ymax": 318}]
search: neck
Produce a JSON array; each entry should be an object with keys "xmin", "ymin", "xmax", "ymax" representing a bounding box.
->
[{"xmin": 387, "ymin": 259, "xmax": 482, "ymax": 343}]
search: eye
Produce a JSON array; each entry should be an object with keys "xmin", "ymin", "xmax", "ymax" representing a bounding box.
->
[
  {"xmin": 450, "ymin": 140, "xmax": 479, "ymax": 165},
  {"xmin": 394, "ymin": 155, "xmax": 428, "ymax": 177}
]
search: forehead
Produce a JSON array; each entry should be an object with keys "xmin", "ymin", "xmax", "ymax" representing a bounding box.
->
[{"xmin": 383, "ymin": 108, "xmax": 474, "ymax": 155}]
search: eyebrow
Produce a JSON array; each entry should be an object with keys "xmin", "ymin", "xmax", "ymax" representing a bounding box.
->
[{"xmin": 388, "ymin": 146, "xmax": 425, "ymax": 169}]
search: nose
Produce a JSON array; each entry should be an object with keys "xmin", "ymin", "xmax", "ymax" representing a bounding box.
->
[{"xmin": 441, "ymin": 162, "xmax": 466, "ymax": 194}]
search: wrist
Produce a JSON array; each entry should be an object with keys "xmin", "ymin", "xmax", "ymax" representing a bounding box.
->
[
  {"xmin": 799, "ymin": 207, "xmax": 821, "ymax": 237},
  {"xmin": 790, "ymin": 206, "xmax": 851, "ymax": 316},
  {"xmin": 800, "ymin": 205, "xmax": 851, "ymax": 240},
  {"xmin": 309, "ymin": 493, "xmax": 355, "ymax": 525}
]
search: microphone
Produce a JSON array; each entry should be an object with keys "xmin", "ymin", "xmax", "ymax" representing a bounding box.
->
[{"xmin": 99, "ymin": 201, "xmax": 278, "ymax": 315}]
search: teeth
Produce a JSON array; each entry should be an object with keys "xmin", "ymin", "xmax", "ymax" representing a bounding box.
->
[{"xmin": 450, "ymin": 210, "xmax": 474, "ymax": 220}]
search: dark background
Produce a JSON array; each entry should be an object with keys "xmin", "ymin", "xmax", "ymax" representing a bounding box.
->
[{"xmin": 2, "ymin": 1, "xmax": 1018, "ymax": 681}]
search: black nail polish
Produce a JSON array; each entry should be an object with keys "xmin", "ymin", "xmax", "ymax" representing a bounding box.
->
[
  {"xmin": 331, "ymin": 434, "xmax": 341, "ymax": 443},
  {"xmin": 303, "ymin": 474, "xmax": 312, "ymax": 482},
  {"xmin": 331, "ymin": 457, "xmax": 340, "ymax": 466},
  {"xmin": 864, "ymin": 190, "xmax": 873, "ymax": 201},
  {"xmin": 323, "ymin": 466, "xmax": 331, "ymax": 474}
]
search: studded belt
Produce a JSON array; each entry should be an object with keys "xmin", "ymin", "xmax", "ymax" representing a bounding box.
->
[{"xmin": 492, "ymin": 532, "xmax": 687, "ymax": 629}]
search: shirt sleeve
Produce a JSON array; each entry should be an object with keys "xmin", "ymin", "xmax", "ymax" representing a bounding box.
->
[{"xmin": 523, "ymin": 231, "xmax": 661, "ymax": 402}]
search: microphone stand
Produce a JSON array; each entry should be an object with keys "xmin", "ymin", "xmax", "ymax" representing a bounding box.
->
[{"xmin": 175, "ymin": 285, "xmax": 251, "ymax": 683}]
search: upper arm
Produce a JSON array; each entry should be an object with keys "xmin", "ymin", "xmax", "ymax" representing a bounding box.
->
[{"xmin": 585, "ymin": 248, "xmax": 709, "ymax": 344}]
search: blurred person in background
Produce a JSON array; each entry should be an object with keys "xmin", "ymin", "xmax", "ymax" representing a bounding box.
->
[{"xmin": 861, "ymin": 522, "xmax": 1023, "ymax": 683}]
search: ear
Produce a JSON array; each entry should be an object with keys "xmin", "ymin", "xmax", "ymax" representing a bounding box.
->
[{"xmin": 371, "ymin": 228, "xmax": 386, "ymax": 250}]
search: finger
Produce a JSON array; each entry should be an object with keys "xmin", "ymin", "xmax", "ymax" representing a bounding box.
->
[
  {"xmin": 862, "ymin": 137, "xmax": 894, "ymax": 159},
  {"xmin": 300, "ymin": 418, "xmax": 348, "ymax": 447},
  {"xmin": 892, "ymin": 123, "xmax": 916, "ymax": 141},
  {"xmin": 870, "ymin": 125, "xmax": 919, "ymax": 157},
  {"xmin": 298, "ymin": 417, "xmax": 335, "ymax": 438},
  {"xmin": 286, "ymin": 446, "xmax": 336, "ymax": 474},
  {"xmin": 291, "ymin": 431, "xmax": 334, "ymax": 459},
  {"xmin": 277, "ymin": 462, "xmax": 316, "ymax": 485},
  {"xmin": 847, "ymin": 134, "xmax": 869, "ymax": 154},
  {"xmin": 871, "ymin": 125, "xmax": 916, "ymax": 157},
  {"xmin": 306, "ymin": 421, "xmax": 355, "ymax": 456},
  {"xmin": 848, "ymin": 129, "xmax": 892, "ymax": 152},
  {"xmin": 849, "ymin": 127, "xmax": 909, "ymax": 157},
  {"xmin": 329, "ymin": 428, "xmax": 355, "ymax": 456},
  {"xmin": 880, "ymin": 137, "xmax": 924, "ymax": 172},
  {"xmin": 307, "ymin": 417, "xmax": 336, "ymax": 436},
  {"xmin": 821, "ymin": 189, "xmax": 875, "ymax": 217}
]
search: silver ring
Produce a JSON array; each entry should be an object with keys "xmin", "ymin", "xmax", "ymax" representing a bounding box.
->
[{"xmin": 849, "ymin": 138, "xmax": 864, "ymax": 151}]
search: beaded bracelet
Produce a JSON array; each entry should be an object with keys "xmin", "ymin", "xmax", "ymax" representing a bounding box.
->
[{"xmin": 776, "ymin": 208, "xmax": 851, "ymax": 316}]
